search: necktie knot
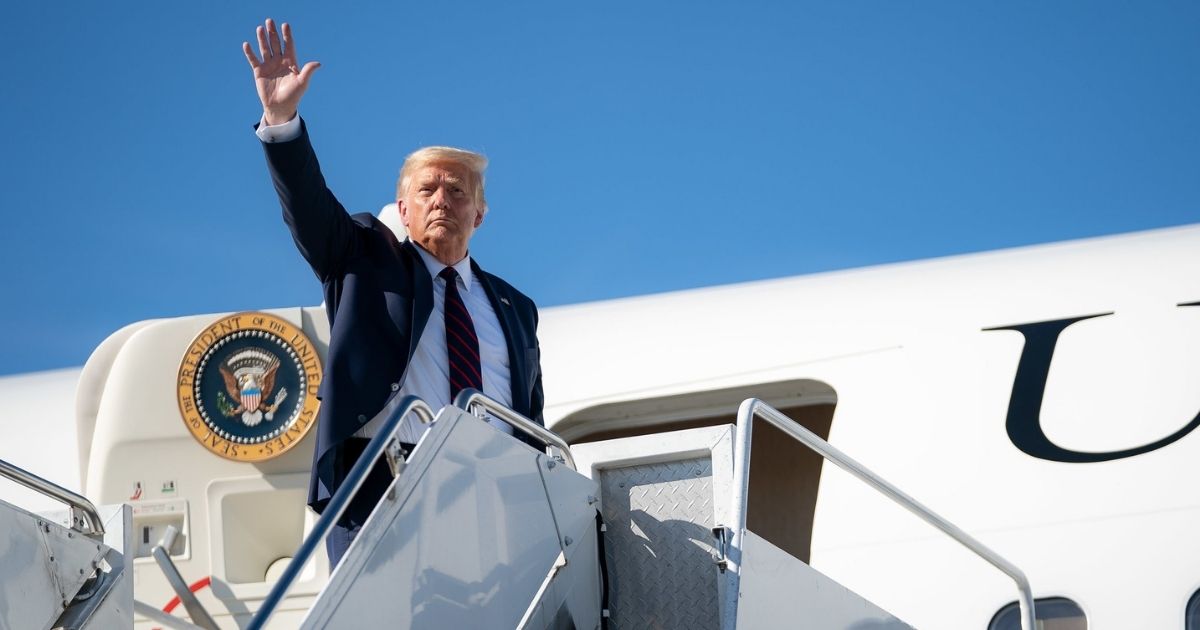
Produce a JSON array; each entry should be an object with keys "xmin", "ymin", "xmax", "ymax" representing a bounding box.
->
[{"xmin": 439, "ymin": 267, "xmax": 459, "ymax": 283}]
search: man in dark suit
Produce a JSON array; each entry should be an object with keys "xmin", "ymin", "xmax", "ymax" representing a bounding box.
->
[{"xmin": 243, "ymin": 18, "xmax": 545, "ymax": 566}]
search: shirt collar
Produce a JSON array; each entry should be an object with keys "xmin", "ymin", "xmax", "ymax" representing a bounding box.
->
[{"xmin": 411, "ymin": 240, "xmax": 474, "ymax": 292}]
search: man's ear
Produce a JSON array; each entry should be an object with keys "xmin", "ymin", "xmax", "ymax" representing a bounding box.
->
[
  {"xmin": 474, "ymin": 207, "xmax": 485, "ymax": 228},
  {"xmin": 398, "ymin": 199, "xmax": 411, "ymax": 226}
]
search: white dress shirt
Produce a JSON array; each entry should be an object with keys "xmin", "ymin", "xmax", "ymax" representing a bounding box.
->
[
  {"xmin": 258, "ymin": 114, "xmax": 514, "ymax": 442},
  {"xmin": 256, "ymin": 113, "xmax": 302, "ymax": 143},
  {"xmin": 358, "ymin": 244, "xmax": 514, "ymax": 443}
]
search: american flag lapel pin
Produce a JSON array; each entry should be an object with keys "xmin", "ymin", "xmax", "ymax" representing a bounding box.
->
[{"xmin": 500, "ymin": 297, "xmax": 511, "ymax": 306}]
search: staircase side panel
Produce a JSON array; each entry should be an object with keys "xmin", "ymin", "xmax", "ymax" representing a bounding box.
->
[
  {"xmin": 737, "ymin": 530, "xmax": 913, "ymax": 630},
  {"xmin": 0, "ymin": 498, "xmax": 108, "ymax": 630},
  {"xmin": 303, "ymin": 409, "xmax": 568, "ymax": 630}
]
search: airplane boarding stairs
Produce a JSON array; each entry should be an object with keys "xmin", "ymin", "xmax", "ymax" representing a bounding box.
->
[
  {"xmin": 2, "ymin": 393, "xmax": 1036, "ymax": 629},
  {"xmin": 0, "ymin": 460, "xmax": 133, "ymax": 630}
]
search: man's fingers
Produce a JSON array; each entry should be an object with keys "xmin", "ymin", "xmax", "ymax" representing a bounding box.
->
[
  {"xmin": 242, "ymin": 42, "xmax": 261, "ymax": 69},
  {"xmin": 256, "ymin": 25, "xmax": 271, "ymax": 60},
  {"xmin": 266, "ymin": 18, "xmax": 283, "ymax": 58},
  {"xmin": 298, "ymin": 61, "xmax": 321, "ymax": 85},
  {"xmin": 281, "ymin": 22, "xmax": 295, "ymax": 59}
]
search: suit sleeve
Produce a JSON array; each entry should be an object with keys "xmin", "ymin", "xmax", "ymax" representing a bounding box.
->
[
  {"xmin": 529, "ymin": 304, "xmax": 545, "ymax": 427},
  {"xmin": 261, "ymin": 118, "xmax": 361, "ymax": 281}
]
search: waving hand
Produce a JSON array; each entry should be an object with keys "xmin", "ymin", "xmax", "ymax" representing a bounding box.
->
[{"xmin": 242, "ymin": 19, "xmax": 321, "ymax": 125}]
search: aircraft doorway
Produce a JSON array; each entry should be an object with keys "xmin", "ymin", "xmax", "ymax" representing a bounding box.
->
[{"xmin": 556, "ymin": 378, "xmax": 836, "ymax": 563}]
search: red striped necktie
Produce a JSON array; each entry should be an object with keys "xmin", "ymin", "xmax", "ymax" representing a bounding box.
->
[{"xmin": 439, "ymin": 267, "xmax": 483, "ymax": 401}]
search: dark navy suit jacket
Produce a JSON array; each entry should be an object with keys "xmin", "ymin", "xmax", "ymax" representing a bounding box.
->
[{"xmin": 261, "ymin": 120, "xmax": 545, "ymax": 515}]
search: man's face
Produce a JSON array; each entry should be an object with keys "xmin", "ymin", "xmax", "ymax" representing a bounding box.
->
[{"xmin": 399, "ymin": 161, "xmax": 484, "ymax": 262}]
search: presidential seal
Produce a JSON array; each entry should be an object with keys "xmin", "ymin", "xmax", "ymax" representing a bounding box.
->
[{"xmin": 177, "ymin": 312, "xmax": 322, "ymax": 462}]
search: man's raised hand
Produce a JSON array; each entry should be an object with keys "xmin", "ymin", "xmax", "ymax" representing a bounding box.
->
[{"xmin": 242, "ymin": 19, "xmax": 321, "ymax": 126}]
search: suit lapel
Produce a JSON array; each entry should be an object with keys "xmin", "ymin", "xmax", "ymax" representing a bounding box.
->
[
  {"xmin": 472, "ymin": 259, "xmax": 525, "ymax": 409},
  {"xmin": 401, "ymin": 240, "xmax": 434, "ymax": 364}
]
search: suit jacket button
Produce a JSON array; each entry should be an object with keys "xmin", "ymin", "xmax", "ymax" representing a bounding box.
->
[
  {"xmin": 390, "ymin": 383, "xmax": 400, "ymax": 392},
  {"xmin": 357, "ymin": 414, "xmax": 368, "ymax": 423}
]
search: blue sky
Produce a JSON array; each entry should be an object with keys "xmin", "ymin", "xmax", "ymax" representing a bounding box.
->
[{"xmin": 0, "ymin": 2, "xmax": 1196, "ymax": 375}]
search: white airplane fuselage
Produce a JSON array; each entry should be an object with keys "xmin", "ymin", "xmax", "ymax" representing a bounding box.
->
[{"xmin": 2, "ymin": 223, "xmax": 1198, "ymax": 629}]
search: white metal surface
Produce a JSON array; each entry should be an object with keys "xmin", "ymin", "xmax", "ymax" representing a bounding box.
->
[
  {"xmin": 535, "ymin": 228, "xmax": 1200, "ymax": 627},
  {"xmin": 727, "ymin": 399, "xmax": 1035, "ymax": 630},
  {"xmin": 573, "ymin": 426, "xmax": 735, "ymax": 629},
  {"xmin": 248, "ymin": 396, "xmax": 435, "ymax": 630},
  {"xmin": 55, "ymin": 306, "xmax": 332, "ymax": 629},
  {"xmin": 518, "ymin": 523, "xmax": 602, "ymax": 630},
  {"xmin": 526, "ymin": 435, "xmax": 604, "ymax": 628},
  {"xmin": 0, "ymin": 501, "xmax": 132, "ymax": 630},
  {"xmin": 0, "ymin": 369, "xmax": 82, "ymax": 514},
  {"xmin": 132, "ymin": 601, "xmax": 205, "ymax": 630},
  {"xmin": 52, "ymin": 504, "xmax": 135, "ymax": 630},
  {"xmin": 4, "ymin": 224, "xmax": 1199, "ymax": 627},
  {"xmin": 600, "ymin": 457, "xmax": 719, "ymax": 629},
  {"xmin": 0, "ymin": 458, "xmax": 105, "ymax": 535},
  {"xmin": 736, "ymin": 531, "xmax": 911, "ymax": 629},
  {"xmin": 455, "ymin": 389, "xmax": 578, "ymax": 470},
  {"xmin": 0, "ymin": 499, "xmax": 107, "ymax": 630},
  {"xmin": 300, "ymin": 406, "xmax": 599, "ymax": 629}
]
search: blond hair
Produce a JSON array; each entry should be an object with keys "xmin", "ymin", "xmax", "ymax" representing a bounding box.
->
[{"xmin": 396, "ymin": 146, "xmax": 488, "ymax": 211}]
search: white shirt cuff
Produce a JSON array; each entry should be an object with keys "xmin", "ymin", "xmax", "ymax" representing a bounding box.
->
[{"xmin": 256, "ymin": 113, "xmax": 302, "ymax": 143}]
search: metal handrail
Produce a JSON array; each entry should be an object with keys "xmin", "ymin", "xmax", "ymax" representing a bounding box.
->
[
  {"xmin": 247, "ymin": 395, "xmax": 436, "ymax": 630},
  {"xmin": 153, "ymin": 525, "xmax": 219, "ymax": 630},
  {"xmin": 0, "ymin": 457, "xmax": 105, "ymax": 536},
  {"xmin": 729, "ymin": 399, "xmax": 1037, "ymax": 630},
  {"xmin": 452, "ymin": 388, "xmax": 577, "ymax": 470}
]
